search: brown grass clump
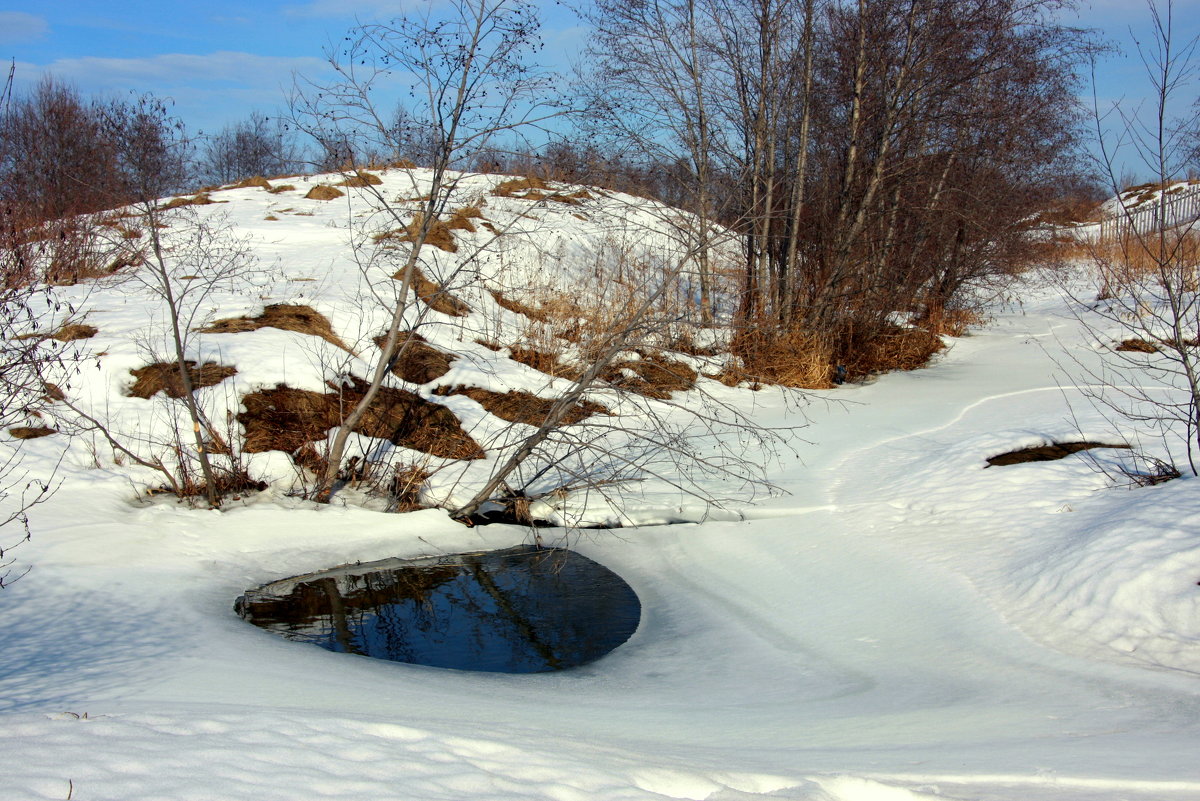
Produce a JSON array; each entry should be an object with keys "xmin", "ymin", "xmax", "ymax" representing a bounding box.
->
[
  {"xmin": 52, "ymin": 323, "xmax": 98, "ymax": 342},
  {"xmin": 238, "ymin": 380, "xmax": 484, "ymax": 460},
  {"xmin": 376, "ymin": 212, "xmax": 460, "ymax": 253},
  {"xmin": 304, "ymin": 185, "xmax": 345, "ymax": 201},
  {"xmin": 127, "ymin": 361, "xmax": 237, "ymax": 399},
  {"xmin": 337, "ymin": 171, "xmax": 383, "ymax": 187},
  {"xmin": 373, "ymin": 331, "xmax": 455, "ymax": 384},
  {"xmin": 15, "ymin": 322, "xmax": 99, "ymax": 343},
  {"xmin": 161, "ymin": 193, "xmax": 219, "ymax": 210},
  {"xmin": 268, "ymin": 184, "xmax": 295, "ymax": 194},
  {"xmin": 200, "ymin": 304, "xmax": 353, "ymax": 352},
  {"xmin": 435, "ymin": 385, "xmax": 607, "ymax": 426},
  {"xmin": 8, "ymin": 426, "xmax": 55, "ymax": 439},
  {"xmin": 491, "ymin": 176, "xmax": 591, "ymax": 205},
  {"xmin": 390, "ymin": 158, "xmax": 418, "ymax": 170},
  {"xmin": 234, "ymin": 176, "xmax": 273, "ymax": 190},
  {"xmin": 509, "ymin": 346, "xmax": 582, "ymax": 380},
  {"xmin": 728, "ymin": 329, "xmax": 834, "ymax": 389},
  {"xmin": 391, "ymin": 266, "xmax": 472, "ymax": 317},
  {"xmin": 1116, "ymin": 338, "xmax": 1160, "ymax": 353},
  {"xmin": 239, "ymin": 386, "xmax": 335, "ymax": 454},
  {"xmin": 447, "ymin": 205, "xmax": 484, "ymax": 232},
  {"xmin": 601, "ymin": 352, "xmax": 697, "ymax": 399},
  {"xmin": 840, "ymin": 325, "xmax": 944, "ymax": 380},
  {"xmin": 493, "ymin": 176, "xmax": 551, "ymax": 197},
  {"xmin": 490, "ymin": 290, "xmax": 549, "ymax": 322}
]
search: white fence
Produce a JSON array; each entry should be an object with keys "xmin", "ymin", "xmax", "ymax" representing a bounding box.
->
[{"xmin": 1099, "ymin": 184, "xmax": 1200, "ymax": 241}]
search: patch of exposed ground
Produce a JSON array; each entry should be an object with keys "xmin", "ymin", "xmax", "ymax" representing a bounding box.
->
[
  {"xmin": 128, "ymin": 361, "xmax": 237, "ymax": 399},
  {"xmin": 239, "ymin": 379, "xmax": 484, "ymax": 460},
  {"xmin": 434, "ymin": 385, "xmax": 607, "ymax": 427},
  {"xmin": 986, "ymin": 441, "xmax": 1132, "ymax": 467},
  {"xmin": 373, "ymin": 332, "xmax": 455, "ymax": 384},
  {"xmin": 601, "ymin": 353, "xmax": 697, "ymax": 399},
  {"xmin": 199, "ymin": 304, "xmax": 353, "ymax": 352}
]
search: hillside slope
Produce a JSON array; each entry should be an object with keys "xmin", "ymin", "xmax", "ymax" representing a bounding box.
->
[{"xmin": 1, "ymin": 176, "xmax": 1199, "ymax": 801}]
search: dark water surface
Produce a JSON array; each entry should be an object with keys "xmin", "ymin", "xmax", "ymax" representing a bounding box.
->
[{"xmin": 235, "ymin": 545, "xmax": 641, "ymax": 673}]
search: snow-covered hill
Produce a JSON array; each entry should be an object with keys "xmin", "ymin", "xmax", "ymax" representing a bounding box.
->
[{"xmin": 2, "ymin": 170, "xmax": 1199, "ymax": 801}]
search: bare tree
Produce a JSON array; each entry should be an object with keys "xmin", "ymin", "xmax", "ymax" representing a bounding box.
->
[
  {"xmin": 200, "ymin": 111, "xmax": 301, "ymax": 185},
  {"xmin": 293, "ymin": 0, "xmax": 564, "ymax": 502},
  {"xmin": 1068, "ymin": 0, "xmax": 1200, "ymax": 477}
]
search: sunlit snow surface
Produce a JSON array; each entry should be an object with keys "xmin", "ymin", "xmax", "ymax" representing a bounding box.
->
[{"xmin": 2, "ymin": 172, "xmax": 1199, "ymax": 800}]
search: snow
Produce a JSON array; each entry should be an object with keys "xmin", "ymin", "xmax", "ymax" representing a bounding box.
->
[{"xmin": 2, "ymin": 171, "xmax": 1200, "ymax": 800}]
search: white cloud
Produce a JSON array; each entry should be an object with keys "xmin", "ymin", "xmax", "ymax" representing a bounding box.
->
[
  {"xmin": 0, "ymin": 11, "xmax": 48, "ymax": 44},
  {"xmin": 17, "ymin": 51, "xmax": 328, "ymax": 91}
]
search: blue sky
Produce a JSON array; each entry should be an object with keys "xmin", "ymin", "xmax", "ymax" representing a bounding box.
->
[{"xmin": 1, "ymin": 0, "xmax": 1198, "ymax": 180}]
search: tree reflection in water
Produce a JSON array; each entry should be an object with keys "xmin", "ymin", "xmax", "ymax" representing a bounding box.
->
[{"xmin": 236, "ymin": 546, "xmax": 641, "ymax": 673}]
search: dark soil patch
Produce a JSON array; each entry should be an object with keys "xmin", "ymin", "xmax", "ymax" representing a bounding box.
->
[
  {"xmin": 239, "ymin": 380, "xmax": 484, "ymax": 461},
  {"xmin": 128, "ymin": 361, "xmax": 237, "ymax": 399},
  {"xmin": 435, "ymin": 385, "xmax": 607, "ymax": 426},
  {"xmin": 374, "ymin": 331, "xmax": 455, "ymax": 384},
  {"xmin": 986, "ymin": 441, "xmax": 1132, "ymax": 467},
  {"xmin": 601, "ymin": 353, "xmax": 697, "ymax": 399},
  {"xmin": 200, "ymin": 304, "xmax": 352, "ymax": 352}
]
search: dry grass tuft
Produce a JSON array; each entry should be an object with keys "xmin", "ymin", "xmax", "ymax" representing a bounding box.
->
[
  {"xmin": 493, "ymin": 176, "xmax": 551, "ymax": 197},
  {"xmin": 304, "ymin": 185, "xmax": 344, "ymax": 201},
  {"xmin": 447, "ymin": 205, "xmax": 484, "ymax": 232},
  {"xmin": 161, "ymin": 193, "xmax": 219, "ymax": 210},
  {"xmin": 373, "ymin": 331, "xmax": 456, "ymax": 384},
  {"xmin": 435, "ymin": 385, "xmax": 607, "ymax": 426},
  {"xmin": 490, "ymin": 290, "xmax": 549, "ymax": 322},
  {"xmin": 389, "ymin": 464, "xmax": 431, "ymax": 511},
  {"xmin": 376, "ymin": 212, "xmax": 460, "ymax": 253},
  {"xmin": 234, "ymin": 176, "xmax": 273, "ymax": 190},
  {"xmin": 1116, "ymin": 338, "xmax": 1160, "ymax": 353},
  {"xmin": 239, "ymin": 386, "xmax": 334, "ymax": 454},
  {"xmin": 509, "ymin": 346, "xmax": 582, "ymax": 380},
  {"xmin": 491, "ymin": 176, "xmax": 592, "ymax": 205},
  {"xmin": 840, "ymin": 325, "xmax": 944, "ymax": 380},
  {"xmin": 390, "ymin": 158, "xmax": 418, "ymax": 169},
  {"xmin": 8, "ymin": 426, "xmax": 55, "ymax": 439},
  {"xmin": 238, "ymin": 380, "xmax": 484, "ymax": 460},
  {"xmin": 127, "ymin": 361, "xmax": 237, "ymax": 399},
  {"xmin": 52, "ymin": 323, "xmax": 98, "ymax": 342},
  {"xmin": 601, "ymin": 352, "xmax": 697, "ymax": 399},
  {"xmin": 268, "ymin": 184, "xmax": 295, "ymax": 194},
  {"xmin": 391, "ymin": 265, "xmax": 472, "ymax": 317},
  {"xmin": 264, "ymin": 215, "xmax": 279, "ymax": 221},
  {"xmin": 15, "ymin": 322, "xmax": 99, "ymax": 343},
  {"xmin": 337, "ymin": 171, "xmax": 384, "ymax": 187},
  {"xmin": 200, "ymin": 304, "xmax": 353, "ymax": 351},
  {"xmin": 728, "ymin": 328, "xmax": 834, "ymax": 388}
]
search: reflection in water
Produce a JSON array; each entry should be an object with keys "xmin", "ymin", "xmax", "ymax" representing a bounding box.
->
[{"xmin": 236, "ymin": 546, "xmax": 641, "ymax": 673}]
